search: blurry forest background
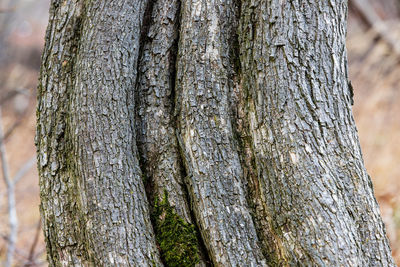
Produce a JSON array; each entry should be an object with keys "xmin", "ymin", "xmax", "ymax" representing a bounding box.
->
[{"xmin": 0, "ymin": 0, "xmax": 400, "ymax": 266}]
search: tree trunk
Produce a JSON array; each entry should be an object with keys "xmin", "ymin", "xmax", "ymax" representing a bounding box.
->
[
  {"xmin": 36, "ymin": 0, "xmax": 395, "ymax": 266},
  {"xmin": 239, "ymin": 1, "xmax": 394, "ymax": 265},
  {"xmin": 36, "ymin": 0, "xmax": 161, "ymax": 265}
]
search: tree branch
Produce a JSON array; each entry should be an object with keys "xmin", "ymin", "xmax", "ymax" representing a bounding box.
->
[
  {"xmin": 0, "ymin": 108, "xmax": 18, "ymax": 267},
  {"xmin": 13, "ymin": 156, "xmax": 36, "ymax": 185},
  {"xmin": 350, "ymin": 0, "xmax": 400, "ymax": 55},
  {"xmin": 23, "ymin": 220, "xmax": 42, "ymax": 267}
]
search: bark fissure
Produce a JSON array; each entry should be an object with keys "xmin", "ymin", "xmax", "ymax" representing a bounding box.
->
[
  {"xmin": 37, "ymin": 0, "xmax": 395, "ymax": 265},
  {"xmin": 68, "ymin": 1, "xmax": 163, "ymax": 264},
  {"xmin": 233, "ymin": 78, "xmax": 288, "ymax": 265},
  {"xmin": 134, "ymin": 0, "xmax": 209, "ymax": 265},
  {"xmin": 227, "ymin": 6, "xmax": 283, "ymax": 264},
  {"xmin": 175, "ymin": 142, "xmax": 212, "ymax": 267},
  {"xmin": 168, "ymin": 9, "xmax": 212, "ymax": 265},
  {"xmin": 38, "ymin": 0, "xmax": 163, "ymax": 265},
  {"xmin": 175, "ymin": 0, "xmax": 267, "ymax": 265},
  {"xmin": 134, "ymin": 0, "xmax": 157, "ymax": 193}
]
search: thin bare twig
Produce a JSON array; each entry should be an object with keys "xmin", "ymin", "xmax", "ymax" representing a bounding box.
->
[
  {"xmin": 0, "ymin": 156, "xmax": 35, "ymax": 212},
  {"xmin": 23, "ymin": 220, "xmax": 42, "ymax": 267},
  {"xmin": 0, "ymin": 108, "xmax": 18, "ymax": 267},
  {"xmin": 351, "ymin": 0, "xmax": 400, "ymax": 55},
  {"xmin": 13, "ymin": 156, "xmax": 36, "ymax": 185},
  {"xmin": 0, "ymin": 88, "xmax": 30, "ymax": 106}
]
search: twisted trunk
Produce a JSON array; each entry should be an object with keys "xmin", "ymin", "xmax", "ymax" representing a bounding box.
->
[{"xmin": 36, "ymin": 0, "xmax": 394, "ymax": 266}]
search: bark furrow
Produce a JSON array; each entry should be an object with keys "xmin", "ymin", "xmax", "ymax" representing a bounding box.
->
[
  {"xmin": 175, "ymin": 1, "xmax": 267, "ymax": 266},
  {"xmin": 135, "ymin": 0, "xmax": 208, "ymax": 265},
  {"xmin": 136, "ymin": 0, "xmax": 189, "ymax": 227},
  {"xmin": 36, "ymin": 0, "xmax": 396, "ymax": 266}
]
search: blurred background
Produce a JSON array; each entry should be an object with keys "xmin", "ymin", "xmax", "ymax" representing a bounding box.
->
[{"xmin": 0, "ymin": 0, "xmax": 399, "ymax": 266}]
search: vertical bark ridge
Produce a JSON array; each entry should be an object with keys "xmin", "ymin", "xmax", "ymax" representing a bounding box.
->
[
  {"xmin": 135, "ymin": 0, "xmax": 209, "ymax": 265},
  {"xmin": 175, "ymin": 0, "xmax": 267, "ymax": 265},
  {"xmin": 39, "ymin": 0, "xmax": 163, "ymax": 265},
  {"xmin": 239, "ymin": 0, "xmax": 394, "ymax": 265},
  {"xmin": 228, "ymin": 2, "xmax": 287, "ymax": 264},
  {"xmin": 232, "ymin": 69, "xmax": 289, "ymax": 265},
  {"xmin": 36, "ymin": 0, "xmax": 88, "ymax": 265},
  {"xmin": 136, "ymin": 0, "xmax": 189, "ymax": 225}
]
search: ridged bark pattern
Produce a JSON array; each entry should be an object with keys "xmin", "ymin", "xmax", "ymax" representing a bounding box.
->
[
  {"xmin": 175, "ymin": 0, "xmax": 266, "ymax": 266},
  {"xmin": 37, "ymin": 0, "xmax": 162, "ymax": 265},
  {"xmin": 239, "ymin": 0, "xmax": 395, "ymax": 265},
  {"xmin": 36, "ymin": 0, "xmax": 87, "ymax": 264},
  {"xmin": 135, "ymin": 0, "xmax": 207, "ymax": 264},
  {"xmin": 136, "ymin": 0, "xmax": 190, "ymax": 223},
  {"xmin": 36, "ymin": 0, "xmax": 394, "ymax": 266}
]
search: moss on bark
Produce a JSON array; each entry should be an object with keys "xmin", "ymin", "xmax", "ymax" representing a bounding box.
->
[{"xmin": 152, "ymin": 192, "xmax": 200, "ymax": 267}]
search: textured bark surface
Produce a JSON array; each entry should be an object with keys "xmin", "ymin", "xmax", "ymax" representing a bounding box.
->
[
  {"xmin": 36, "ymin": 0, "xmax": 162, "ymax": 265},
  {"xmin": 175, "ymin": 0, "xmax": 267, "ymax": 266},
  {"xmin": 36, "ymin": 0, "xmax": 395, "ymax": 266},
  {"xmin": 239, "ymin": 1, "xmax": 395, "ymax": 266},
  {"xmin": 135, "ymin": 0, "xmax": 207, "ymax": 265},
  {"xmin": 136, "ymin": 0, "xmax": 190, "ymax": 223},
  {"xmin": 36, "ymin": 1, "xmax": 89, "ymax": 264}
]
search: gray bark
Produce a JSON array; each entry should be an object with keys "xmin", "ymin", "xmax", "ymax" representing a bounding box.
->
[
  {"xmin": 36, "ymin": 0, "xmax": 162, "ymax": 265},
  {"xmin": 36, "ymin": 0, "xmax": 395, "ymax": 266},
  {"xmin": 239, "ymin": 0, "xmax": 394, "ymax": 265},
  {"xmin": 175, "ymin": 0, "xmax": 266, "ymax": 266},
  {"xmin": 136, "ymin": 0, "xmax": 191, "ymax": 223},
  {"xmin": 135, "ymin": 0, "xmax": 207, "ymax": 264}
]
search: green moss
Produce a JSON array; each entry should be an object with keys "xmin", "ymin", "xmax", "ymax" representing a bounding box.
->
[{"xmin": 152, "ymin": 192, "xmax": 200, "ymax": 267}]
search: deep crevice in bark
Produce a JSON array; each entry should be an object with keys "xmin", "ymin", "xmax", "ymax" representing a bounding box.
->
[
  {"xmin": 139, "ymin": 0, "xmax": 157, "ymax": 53},
  {"xmin": 175, "ymin": 131, "xmax": 213, "ymax": 267},
  {"xmin": 66, "ymin": 0, "xmax": 162, "ymax": 264},
  {"xmin": 134, "ymin": 0, "xmax": 157, "ymax": 204},
  {"xmin": 174, "ymin": 1, "xmax": 267, "ymax": 265},
  {"xmin": 170, "ymin": 3, "xmax": 212, "ymax": 265},
  {"xmin": 170, "ymin": 17, "xmax": 213, "ymax": 266},
  {"xmin": 37, "ymin": 0, "xmax": 395, "ymax": 265},
  {"xmin": 134, "ymin": 0, "xmax": 210, "ymax": 264},
  {"xmin": 133, "ymin": 0, "xmax": 166, "ymax": 264}
]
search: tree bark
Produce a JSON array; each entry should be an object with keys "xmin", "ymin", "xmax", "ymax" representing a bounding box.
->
[
  {"xmin": 174, "ymin": 0, "xmax": 267, "ymax": 266},
  {"xmin": 36, "ymin": 0, "xmax": 162, "ymax": 265},
  {"xmin": 36, "ymin": 0, "xmax": 395, "ymax": 266},
  {"xmin": 135, "ymin": 0, "xmax": 207, "ymax": 265},
  {"xmin": 239, "ymin": 1, "xmax": 394, "ymax": 265}
]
